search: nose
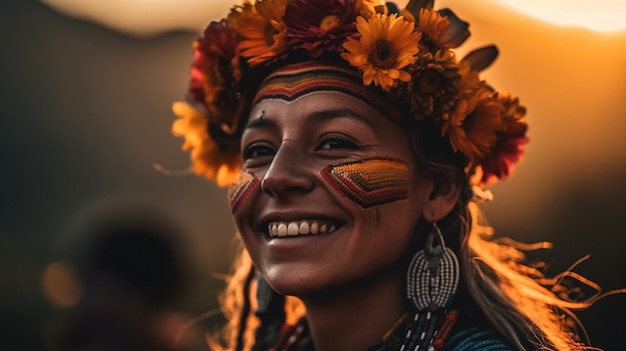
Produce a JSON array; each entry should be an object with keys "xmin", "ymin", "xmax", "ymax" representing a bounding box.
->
[{"xmin": 261, "ymin": 141, "xmax": 314, "ymax": 198}]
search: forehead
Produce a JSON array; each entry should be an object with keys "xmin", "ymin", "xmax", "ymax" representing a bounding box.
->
[{"xmin": 248, "ymin": 92, "xmax": 386, "ymax": 127}]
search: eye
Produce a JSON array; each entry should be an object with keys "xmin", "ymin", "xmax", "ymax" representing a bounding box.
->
[
  {"xmin": 316, "ymin": 135, "xmax": 358, "ymax": 151},
  {"xmin": 242, "ymin": 142, "xmax": 275, "ymax": 161}
]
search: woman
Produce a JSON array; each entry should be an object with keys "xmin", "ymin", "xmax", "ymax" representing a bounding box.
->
[{"xmin": 171, "ymin": 0, "xmax": 601, "ymax": 350}]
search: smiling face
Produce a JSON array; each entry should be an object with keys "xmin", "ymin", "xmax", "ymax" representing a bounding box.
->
[{"xmin": 231, "ymin": 66, "xmax": 437, "ymax": 298}]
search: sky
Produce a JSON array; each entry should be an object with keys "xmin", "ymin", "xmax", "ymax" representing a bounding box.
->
[{"xmin": 38, "ymin": 0, "xmax": 626, "ymax": 35}]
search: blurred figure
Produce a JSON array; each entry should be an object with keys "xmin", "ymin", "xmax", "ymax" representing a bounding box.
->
[{"xmin": 43, "ymin": 200, "xmax": 205, "ymax": 351}]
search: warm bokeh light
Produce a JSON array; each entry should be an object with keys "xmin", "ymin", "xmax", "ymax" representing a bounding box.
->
[
  {"xmin": 41, "ymin": 262, "xmax": 82, "ymax": 308},
  {"xmin": 500, "ymin": 0, "xmax": 626, "ymax": 32},
  {"xmin": 40, "ymin": 0, "xmax": 626, "ymax": 36},
  {"xmin": 39, "ymin": 0, "xmax": 232, "ymax": 37}
]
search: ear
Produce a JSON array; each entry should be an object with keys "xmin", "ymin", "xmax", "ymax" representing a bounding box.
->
[{"xmin": 421, "ymin": 170, "xmax": 462, "ymax": 222}]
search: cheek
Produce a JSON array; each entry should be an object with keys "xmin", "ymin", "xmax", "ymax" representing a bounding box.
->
[
  {"xmin": 320, "ymin": 158, "xmax": 410, "ymax": 209},
  {"xmin": 228, "ymin": 171, "xmax": 261, "ymax": 215}
]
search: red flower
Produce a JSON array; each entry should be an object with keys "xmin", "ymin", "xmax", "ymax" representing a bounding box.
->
[
  {"xmin": 284, "ymin": 0, "xmax": 359, "ymax": 58},
  {"xmin": 478, "ymin": 93, "xmax": 528, "ymax": 185},
  {"xmin": 189, "ymin": 20, "xmax": 241, "ymax": 133}
]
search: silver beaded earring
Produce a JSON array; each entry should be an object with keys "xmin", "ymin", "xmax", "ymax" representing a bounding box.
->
[{"xmin": 406, "ymin": 222, "xmax": 460, "ymax": 312}]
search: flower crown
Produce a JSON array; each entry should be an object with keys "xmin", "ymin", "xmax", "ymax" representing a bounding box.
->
[{"xmin": 171, "ymin": 0, "xmax": 528, "ymax": 188}]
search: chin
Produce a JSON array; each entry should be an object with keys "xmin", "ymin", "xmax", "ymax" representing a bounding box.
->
[{"xmin": 261, "ymin": 262, "xmax": 335, "ymax": 298}]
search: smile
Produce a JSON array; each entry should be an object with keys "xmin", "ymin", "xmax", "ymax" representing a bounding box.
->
[{"xmin": 267, "ymin": 220, "xmax": 340, "ymax": 238}]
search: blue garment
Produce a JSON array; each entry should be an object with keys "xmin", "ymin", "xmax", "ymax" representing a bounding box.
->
[{"xmin": 443, "ymin": 327, "xmax": 516, "ymax": 351}]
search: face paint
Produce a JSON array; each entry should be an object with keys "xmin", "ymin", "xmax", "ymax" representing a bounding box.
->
[
  {"xmin": 229, "ymin": 171, "xmax": 261, "ymax": 215},
  {"xmin": 252, "ymin": 61, "xmax": 402, "ymax": 120},
  {"xmin": 320, "ymin": 158, "xmax": 409, "ymax": 209}
]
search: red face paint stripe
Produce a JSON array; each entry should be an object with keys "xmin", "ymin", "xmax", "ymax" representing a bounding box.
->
[
  {"xmin": 229, "ymin": 171, "xmax": 261, "ymax": 215},
  {"xmin": 320, "ymin": 158, "xmax": 409, "ymax": 209}
]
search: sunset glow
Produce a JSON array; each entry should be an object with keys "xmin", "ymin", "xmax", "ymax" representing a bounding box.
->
[
  {"xmin": 500, "ymin": 0, "xmax": 626, "ymax": 32},
  {"xmin": 40, "ymin": 0, "xmax": 626, "ymax": 36}
]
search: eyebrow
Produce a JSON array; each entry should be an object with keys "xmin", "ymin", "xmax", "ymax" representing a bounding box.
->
[
  {"xmin": 244, "ymin": 107, "xmax": 373, "ymax": 130},
  {"xmin": 244, "ymin": 116, "xmax": 277, "ymax": 130},
  {"xmin": 306, "ymin": 108, "xmax": 373, "ymax": 127}
]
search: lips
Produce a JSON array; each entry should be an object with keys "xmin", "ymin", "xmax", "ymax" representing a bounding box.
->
[{"xmin": 267, "ymin": 220, "xmax": 341, "ymax": 238}]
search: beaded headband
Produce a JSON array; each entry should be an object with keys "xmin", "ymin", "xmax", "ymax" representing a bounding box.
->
[{"xmin": 171, "ymin": 0, "xmax": 529, "ymax": 188}]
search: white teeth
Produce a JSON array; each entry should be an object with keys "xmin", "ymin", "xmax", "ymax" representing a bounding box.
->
[
  {"xmin": 267, "ymin": 220, "xmax": 338, "ymax": 238},
  {"xmin": 287, "ymin": 223, "xmax": 299, "ymax": 235},
  {"xmin": 299, "ymin": 222, "xmax": 310, "ymax": 234},
  {"xmin": 277, "ymin": 223, "xmax": 287, "ymax": 236}
]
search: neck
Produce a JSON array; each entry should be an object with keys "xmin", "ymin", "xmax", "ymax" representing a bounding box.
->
[{"xmin": 299, "ymin": 270, "xmax": 406, "ymax": 351}]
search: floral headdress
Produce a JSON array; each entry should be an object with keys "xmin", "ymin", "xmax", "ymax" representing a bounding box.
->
[{"xmin": 171, "ymin": 0, "xmax": 528, "ymax": 188}]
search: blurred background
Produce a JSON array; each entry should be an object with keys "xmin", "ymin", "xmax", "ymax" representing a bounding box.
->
[{"xmin": 1, "ymin": 0, "xmax": 624, "ymax": 349}]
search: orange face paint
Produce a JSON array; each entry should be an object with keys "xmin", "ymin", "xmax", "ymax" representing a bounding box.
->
[
  {"xmin": 320, "ymin": 158, "xmax": 409, "ymax": 209},
  {"xmin": 229, "ymin": 171, "xmax": 261, "ymax": 215}
]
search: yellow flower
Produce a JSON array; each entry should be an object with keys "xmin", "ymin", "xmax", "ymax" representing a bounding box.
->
[
  {"xmin": 227, "ymin": 0, "xmax": 288, "ymax": 67},
  {"xmin": 356, "ymin": 0, "xmax": 383, "ymax": 18},
  {"xmin": 341, "ymin": 14, "xmax": 421, "ymax": 91},
  {"xmin": 401, "ymin": 8, "xmax": 416, "ymax": 23},
  {"xmin": 171, "ymin": 102, "xmax": 241, "ymax": 186},
  {"xmin": 418, "ymin": 8, "xmax": 451, "ymax": 49}
]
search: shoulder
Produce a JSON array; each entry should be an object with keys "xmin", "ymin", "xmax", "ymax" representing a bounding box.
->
[{"xmin": 442, "ymin": 327, "xmax": 517, "ymax": 351}]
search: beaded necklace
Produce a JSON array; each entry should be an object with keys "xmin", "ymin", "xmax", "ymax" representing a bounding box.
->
[{"xmin": 269, "ymin": 309, "xmax": 458, "ymax": 351}]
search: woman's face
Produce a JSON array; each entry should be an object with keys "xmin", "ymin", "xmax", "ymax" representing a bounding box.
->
[{"xmin": 232, "ymin": 91, "xmax": 434, "ymax": 296}]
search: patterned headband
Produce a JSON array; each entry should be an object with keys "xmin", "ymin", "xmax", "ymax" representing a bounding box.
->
[
  {"xmin": 252, "ymin": 61, "xmax": 402, "ymax": 120},
  {"xmin": 171, "ymin": 0, "xmax": 529, "ymax": 189}
]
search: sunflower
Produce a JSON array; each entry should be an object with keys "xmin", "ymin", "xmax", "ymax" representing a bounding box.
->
[
  {"xmin": 227, "ymin": 0, "xmax": 288, "ymax": 67},
  {"xmin": 341, "ymin": 13, "xmax": 421, "ymax": 91},
  {"xmin": 284, "ymin": 0, "xmax": 359, "ymax": 58},
  {"xmin": 418, "ymin": 8, "xmax": 451, "ymax": 51},
  {"xmin": 171, "ymin": 102, "xmax": 241, "ymax": 186},
  {"xmin": 406, "ymin": 49, "xmax": 460, "ymax": 120},
  {"xmin": 443, "ymin": 85, "xmax": 503, "ymax": 164},
  {"xmin": 478, "ymin": 93, "xmax": 528, "ymax": 185}
]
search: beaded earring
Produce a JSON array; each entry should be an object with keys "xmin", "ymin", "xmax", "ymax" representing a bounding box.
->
[
  {"xmin": 406, "ymin": 222, "xmax": 460, "ymax": 312},
  {"xmin": 394, "ymin": 223, "xmax": 460, "ymax": 350}
]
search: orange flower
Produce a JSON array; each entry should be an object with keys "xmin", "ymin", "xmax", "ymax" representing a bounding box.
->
[
  {"xmin": 418, "ymin": 8, "xmax": 451, "ymax": 50},
  {"xmin": 171, "ymin": 102, "xmax": 241, "ymax": 186},
  {"xmin": 341, "ymin": 13, "xmax": 420, "ymax": 91},
  {"xmin": 443, "ymin": 85, "xmax": 503, "ymax": 164},
  {"xmin": 407, "ymin": 49, "xmax": 460, "ymax": 120},
  {"xmin": 228, "ymin": 0, "xmax": 288, "ymax": 67}
]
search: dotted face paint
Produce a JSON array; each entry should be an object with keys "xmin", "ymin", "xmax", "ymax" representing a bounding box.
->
[
  {"xmin": 320, "ymin": 158, "xmax": 409, "ymax": 209},
  {"xmin": 229, "ymin": 171, "xmax": 261, "ymax": 215}
]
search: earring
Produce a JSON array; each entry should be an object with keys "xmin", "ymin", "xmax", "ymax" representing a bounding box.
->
[{"xmin": 406, "ymin": 222, "xmax": 460, "ymax": 312}]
